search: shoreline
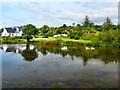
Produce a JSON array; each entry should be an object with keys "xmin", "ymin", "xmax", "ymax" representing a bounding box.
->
[{"xmin": 0, "ymin": 37, "xmax": 119, "ymax": 48}]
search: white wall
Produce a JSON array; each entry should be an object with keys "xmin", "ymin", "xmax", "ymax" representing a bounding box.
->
[
  {"xmin": 1, "ymin": 28, "xmax": 9, "ymax": 36},
  {"xmin": 1, "ymin": 28, "xmax": 23, "ymax": 37}
]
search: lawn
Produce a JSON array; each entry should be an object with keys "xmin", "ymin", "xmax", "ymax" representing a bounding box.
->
[
  {"xmin": 31, "ymin": 37, "xmax": 92, "ymax": 44},
  {"xmin": 0, "ymin": 36, "xmax": 92, "ymax": 44}
]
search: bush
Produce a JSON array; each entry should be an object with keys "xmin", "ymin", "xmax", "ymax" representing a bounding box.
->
[
  {"xmin": 99, "ymin": 30, "xmax": 119, "ymax": 47},
  {"xmin": 74, "ymin": 35, "xmax": 80, "ymax": 40},
  {"xmin": 65, "ymin": 41, "xmax": 79, "ymax": 46},
  {"xmin": 14, "ymin": 36, "xmax": 22, "ymax": 39},
  {"xmin": 22, "ymin": 36, "xmax": 26, "ymax": 39},
  {"xmin": 81, "ymin": 33, "xmax": 98, "ymax": 40},
  {"xmin": 69, "ymin": 34, "xmax": 75, "ymax": 39},
  {"xmin": 65, "ymin": 41, "xmax": 74, "ymax": 45},
  {"xmin": 1, "ymin": 36, "xmax": 26, "ymax": 44}
]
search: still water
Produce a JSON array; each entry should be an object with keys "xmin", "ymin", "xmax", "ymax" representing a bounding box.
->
[{"xmin": 1, "ymin": 43, "xmax": 119, "ymax": 88}]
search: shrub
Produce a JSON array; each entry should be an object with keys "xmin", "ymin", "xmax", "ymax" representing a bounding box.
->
[
  {"xmin": 81, "ymin": 33, "xmax": 98, "ymax": 40},
  {"xmin": 65, "ymin": 41, "xmax": 74, "ymax": 45},
  {"xmin": 22, "ymin": 36, "xmax": 26, "ymax": 39},
  {"xmin": 74, "ymin": 34, "xmax": 80, "ymax": 40},
  {"xmin": 99, "ymin": 30, "xmax": 119, "ymax": 47},
  {"xmin": 69, "ymin": 34, "xmax": 75, "ymax": 39}
]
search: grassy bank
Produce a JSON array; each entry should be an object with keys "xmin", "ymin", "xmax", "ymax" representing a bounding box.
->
[
  {"xmin": 31, "ymin": 37, "xmax": 93, "ymax": 46},
  {"xmin": 0, "ymin": 36, "xmax": 92, "ymax": 46},
  {"xmin": 0, "ymin": 36, "xmax": 27, "ymax": 44},
  {"xmin": 31, "ymin": 37, "xmax": 91, "ymax": 43},
  {"xmin": 0, "ymin": 36, "xmax": 119, "ymax": 47}
]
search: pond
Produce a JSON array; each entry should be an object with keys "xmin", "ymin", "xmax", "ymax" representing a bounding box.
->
[{"xmin": 1, "ymin": 43, "xmax": 119, "ymax": 88}]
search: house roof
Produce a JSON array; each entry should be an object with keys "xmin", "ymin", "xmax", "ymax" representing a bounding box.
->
[
  {"xmin": 4, "ymin": 26, "xmax": 24, "ymax": 33},
  {"xmin": 5, "ymin": 27, "xmax": 16, "ymax": 33}
]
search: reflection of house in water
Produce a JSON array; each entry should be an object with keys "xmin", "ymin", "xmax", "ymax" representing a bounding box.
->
[
  {"xmin": 61, "ymin": 46, "xmax": 68, "ymax": 51},
  {"xmin": 85, "ymin": 47, "xmax": 95, "ymax": 50},
  {"xmin": 6, "ymin": 46, "xmax": 18, "ymax": 53},
  {"xmin": 2, "ymin": 45, "xmax": 8, "ymax": 51},
  {"xmin": 0, "ymin": 44, "xmax": 35, "ymax": 54}
]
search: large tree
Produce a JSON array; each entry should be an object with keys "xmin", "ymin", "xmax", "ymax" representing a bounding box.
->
[
  {"xmin": 103, "ymin": 17, "xmax": 112, "ymax": 31},
  {"xmin": 39, "ymin": 25, "xmax": 49, "ymax": 35},
  {"xmin": 82, "ymin": 16, "xmax": 94, "ymax": 33},
  {"xmin": 22, "ymin": 24, "xmax": 38, "ymax": 42},
  {"xmin": 82, "ymin": 16, "xmax": 93, "ymax": 27}
]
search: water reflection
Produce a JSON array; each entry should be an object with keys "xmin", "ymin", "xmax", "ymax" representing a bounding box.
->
[
  {"xmin": 0, "ymin": 44, "xmax": 38, "ymax": 62},
  {"xmin": 1, "ymin": 43, "xmax": 119, "ymax": 88},
  {"xmin": 21, "ymin": 43, "xmax": 38, "ymax": 62},
  {"xmin": 0, "ymin": 43, "xmax": 119, "ymax": 64},
  {"xmin": 34, "ymin": 43, "xmax": 119, "ymax": 65}
]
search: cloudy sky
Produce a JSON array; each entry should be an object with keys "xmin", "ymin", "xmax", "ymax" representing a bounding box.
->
[{"xmin": 1, "ymin": 1, "xmax": 118, "ymax": 28}]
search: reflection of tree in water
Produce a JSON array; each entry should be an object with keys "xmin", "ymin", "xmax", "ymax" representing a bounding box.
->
[
  {"xmin": 34, "ymin": 42, "xmax": 120, "ymax": 64},
  {"xmin": 98, "ymin": 47, "xmax": 120, "ymax": 64},
  {"xmin": 40, "ymin": 47, "xmax": 48, "ymax": 55},
  {"xmin": 21, "ymin": 43, "xmax": 38, "ymax": 62},
  {"xmin": 83, "ymin": 57, "xmax": 89, "ymax": 66},
  {"xmin": 71, "ymin": 55, "xmax": 74, "ymax": 60},
  {"xmin": 60, "ymin": 51, "xmax": 68, "ymax": 57}
]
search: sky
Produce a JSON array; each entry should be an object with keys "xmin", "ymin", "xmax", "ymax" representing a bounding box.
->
[{"xmin": 1, "ymin": 1, "xmax": 118, "ymax": 28}]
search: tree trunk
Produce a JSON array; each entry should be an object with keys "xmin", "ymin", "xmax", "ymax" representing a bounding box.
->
[
  {"xmin": 27, "ymin": 36, "xmax": 30, "ymax": 42},
  {"xmin": 26, "ymin": 42, "xmax": 30, "ymax": 51}
]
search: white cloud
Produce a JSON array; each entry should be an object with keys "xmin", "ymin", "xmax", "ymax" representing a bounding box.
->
[
  {"xmin": 2, "ymin": 2, "xmax": 118, "ymax": 27},
  {"xmin": 1, "ymin": 0, "xmax": 120, "ymax": 2}
]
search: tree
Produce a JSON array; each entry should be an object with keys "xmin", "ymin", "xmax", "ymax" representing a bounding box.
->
[
  {"xmin": 39, "ymin": 25, "xmax": 49, "ymax": 35},
  {"xmin": 74, "ymin": 34, "xmax": 80, "ymax": 40},
  {"xmin": 82, "ymin": 16, "xmax": 94, "ymax": 33},
  {"xmin": 82, "ymin": 16, "xmax": 93, "ymax": 27},
  {"xmin": 22, "ymin": 24, "xmax": 38, "ymax": 42},
  {"xmin": 99, "ymin": 29, "xmax": 120, "ymax": 47},
  {"xmin": 72, "ymin": 22, "xmax": 75, "ymax": 26},
  {"xmin": 69, "ymin": 33, "xmax": 75, "ymax": 39},
  {"xmin": 103, "ymin": 17, "xmax": 112, "ymax": 31},
  {"xmin": 77, "ymin": 24, "xmax": 81, "ymax": 27},
  {"xmin": 61, "ymin": 24, "xmax": 68, "ymax": 34}
]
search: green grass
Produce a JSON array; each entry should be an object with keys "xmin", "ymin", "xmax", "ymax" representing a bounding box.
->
[
  {"xmin": 31, "ymin": 37, "xmax": 91, "ymax": 44},
  {"xmin": 0, "ymin": 36, "xmax": 92, "ymax": 44},
  {"xmin": 31, "ymin": 37, "xmax": 56, "ymax": 41},
  {"xmin": 0, "ymin": 36, "xmax": 27, "ymax": 44},
  {"xmin": 91, "ymin": 30, "xmax": 100, "ymax": 35}
]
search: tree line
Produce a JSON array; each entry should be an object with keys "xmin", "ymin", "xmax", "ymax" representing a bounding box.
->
[
  {"xmin": 1, "ymin": 16, "xmax": 119, "ymax": 47},
  {"xmin": 22, "ymin": 16, "xmax": 119, "ymax": 47}
]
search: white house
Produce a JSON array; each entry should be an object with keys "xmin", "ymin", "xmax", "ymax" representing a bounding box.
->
[
  {"xmin": 53, "ymin": 34, "xmax": 68, "ymax": 37},
  {"xmin": 0, "ymin": 26, "xmax": 24, "ymax": 37}
]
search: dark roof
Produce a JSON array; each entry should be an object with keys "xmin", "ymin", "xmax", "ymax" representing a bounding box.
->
[
  {"xmin": 6, "ymin": 46, "xmax": 16, "ymax": 53},
  {"xmin": 4, "ymin": 26, "xmax": 24, "ymax": 33},
  {"xmin": 5, "ymin": 27, "xmax": 16, "ymax": 33}
]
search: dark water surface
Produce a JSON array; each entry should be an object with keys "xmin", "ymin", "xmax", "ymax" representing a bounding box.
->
[{"xmin": 1, "ymin": 43, "xmax": 119, "ymax": 88}]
